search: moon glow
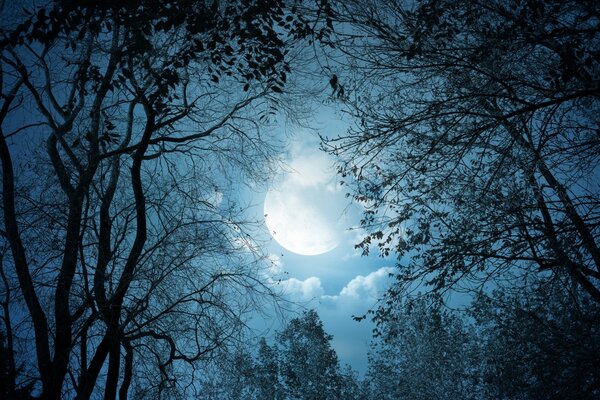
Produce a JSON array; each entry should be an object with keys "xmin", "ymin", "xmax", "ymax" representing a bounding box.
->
[{"xmin": 264, "ymin": 151, "xmax": 344, "ymax": 256}]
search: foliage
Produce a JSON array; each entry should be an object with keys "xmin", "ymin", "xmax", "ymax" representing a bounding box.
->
[
  {"xmin": 365, "ymin": 297, "xmax": 481, "ymax": 400},
  {"xmin": 325, "ymin": 0, "xmax": 600, "ymax": 307},
  {"xmin": 470, "ymin": 279, "xmax": 600, "ymax": 399},
  {"xmin": 365, "ymin": 281, "xmax": 600, "ymax": 400},
  {"xmin": 277, "ymin": 309, "xmax": 343, "ymax": 400},
  {"xmin": 254, "ymin": 337, "xmax": 286, "ymax": 400},
  {"xmin": 198, "ymin": 309, "xmax": 362, "ymax": 400},
  {"xmin": 324, "ymin": 1, "xmax": 600, "ymax": 396}
]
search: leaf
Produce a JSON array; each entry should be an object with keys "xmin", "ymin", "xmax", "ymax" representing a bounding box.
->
[{"xmin": 329, "ymin": 74, "xmax": 338, "ymax": 90}]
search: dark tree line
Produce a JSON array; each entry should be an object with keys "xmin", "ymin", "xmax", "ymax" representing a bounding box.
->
[{"xmin": 195, "ymin": 291, "xmax": 599, "ymax": 399}]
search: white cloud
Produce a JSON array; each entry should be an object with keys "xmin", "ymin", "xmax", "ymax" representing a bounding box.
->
[
  {"xmin": 339, "ymin": 267, "xmax": 394, "ymax": 300},
  {"xmin": 277, "ymin": 267, "xmax": 394, "ymax": 306},
  {"xmin": 261, "ymin": 267, "xmax": 395, "ymax": 375},
  {"xmin": 319, "ymin": 267, "xmax": 394, "ymax": 375},
  {"xmin": 280, "ymin": 276, "xmax": 324, "ymax": 300}
]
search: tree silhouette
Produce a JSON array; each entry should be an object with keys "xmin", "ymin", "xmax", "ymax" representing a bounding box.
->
[
  {"xmin": 0, "ymin": 1, "xmax": 332, "ymax": 398},
  {"xmin": 325, "ymin": 0, "xmax": 600, "ymax": 307},
  {"xmin": 365, "ymin": 298, "xmax": 480, "ymax": 400},
  {"xmin": 470, "ymin": 280, "xmax": 600, "ymax": 399}
]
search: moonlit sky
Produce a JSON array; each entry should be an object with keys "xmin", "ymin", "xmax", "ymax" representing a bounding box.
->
[
  {"xmin": 246, "ymin": 108, "xmax": 394, "ymax": 375},
  {"xmin": 7, "ymin": 75, "xmax": 391, "ymax": 374}
]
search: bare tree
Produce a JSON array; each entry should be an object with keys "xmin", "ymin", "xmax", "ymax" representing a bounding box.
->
[
  {"xmin": 324, "ymin": 0, "xmax": 600, "ymax": 306},
  {"xmin": 0, "ymin": 1, "xmax": 332, "ymax": 398}
]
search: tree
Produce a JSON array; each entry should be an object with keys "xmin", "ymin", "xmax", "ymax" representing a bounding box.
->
[
  {"xmin": 324, "ymin": 0, "xmax": 600, "ymax": 307},
  {"xmin": 365, "ymin": 297, "xmax": 481, "ymax": 400},
  {"xmin": 470, "ymin": 278, "xmax": 600, "ymax": 399},
  {"xmin": 254, "ymin": 337, "xmax": 285, "ymax": 400},
  {"xmin": 211, "ymin": 348, "xmax": 259, "ymax": 400},
  {"xmin": 364, "ymin": 279, "xmax": 600, "ymax": 399},
  {"xmin": 0, "ymin": 1, "xmax": 332, "ymax": 398},
  {"xmin": 277, "ymin": 309, "xmax": 343, "ymax": 400},
  {"xmin": 191, "ymin": 310, "xmax": 362, "ymax": 400},
  {"xmin": 323, "ymin": 2, "xmax": 600, "ymax": 395},
  {"xmin": 337, "ymin": 365, "xmax": 365, "ymax": 400}
]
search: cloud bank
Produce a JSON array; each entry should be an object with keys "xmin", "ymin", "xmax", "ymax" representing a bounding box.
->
[{"xmin": 279, "ymin": 266, "xmax": 394, "ymax": 304}]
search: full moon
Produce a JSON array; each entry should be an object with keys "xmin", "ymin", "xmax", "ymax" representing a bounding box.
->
[{"xmin": 264, "ymin": 150, "xmax": 345, "ymax": 256}]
